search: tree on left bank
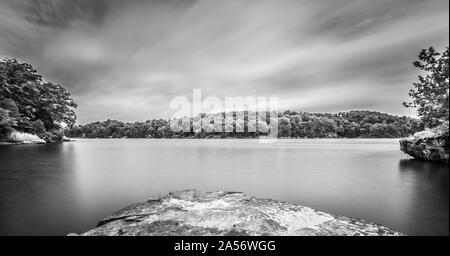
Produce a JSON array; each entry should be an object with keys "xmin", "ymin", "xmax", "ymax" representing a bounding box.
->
[{"xmin": 0, "ymin": 58, "xmax": 77, "ymax": 142}]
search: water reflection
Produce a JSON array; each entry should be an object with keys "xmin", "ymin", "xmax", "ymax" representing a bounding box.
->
[
  {"xmin": 398, "ymin": 159, "xmax": 449, "ymax": 236},
  {"xmin": 0, "ymin": 143, "xmax": 82, "ymax": 235}
]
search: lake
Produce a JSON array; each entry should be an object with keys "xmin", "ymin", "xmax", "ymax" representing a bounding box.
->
[{"xmin": 0, "ymin": 139, "xmax": 448, "ymax": 236}]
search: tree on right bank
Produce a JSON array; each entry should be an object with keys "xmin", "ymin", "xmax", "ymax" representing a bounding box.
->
[{"xmin": 400, "ymin": 46, "xmax": 449, "ymax": 163}]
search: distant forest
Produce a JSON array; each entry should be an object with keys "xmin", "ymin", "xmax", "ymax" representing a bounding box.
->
[{"xmin": 65, "ymin": 110, "xmax": 423, "ymax": 139}]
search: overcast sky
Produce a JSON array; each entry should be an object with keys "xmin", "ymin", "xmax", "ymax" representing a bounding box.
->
[{"xmin": 0, "ymin": 0, "xmax": 448, "ymax": 123}]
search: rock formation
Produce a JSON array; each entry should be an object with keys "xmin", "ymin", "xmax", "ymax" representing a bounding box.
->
[
  {"xmin": 400, "ymin": 122, "xmax": 449, "ymax": 163},
  {"xmin": 79, "ymin": 190, "xmax": 402, "ymax": 236}
]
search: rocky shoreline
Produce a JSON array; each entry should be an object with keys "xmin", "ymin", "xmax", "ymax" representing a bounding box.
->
[
  {"xmin": 0, "ymin": 131, "xmax": 73, "ymax": 145},
  {"xmin": 0, "ymin": 132, "xmax": 46, "ymax": 145},
  {"xmin": 78, "ymin": 190, "xmax": 402, "ymax": 236},
  {"xmin": 400, "ymin": 122, "xmax": 449, "ymax": 163}
]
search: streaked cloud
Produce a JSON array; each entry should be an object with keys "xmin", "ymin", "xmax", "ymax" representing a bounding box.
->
[{"xmin": 0, "ymin": 0, "xmax": 448, "ymax": 123}]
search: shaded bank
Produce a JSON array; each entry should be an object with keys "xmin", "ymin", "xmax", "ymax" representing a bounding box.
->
[{"xmin": 79, "ymin": 190, "xmax": 402, "ymax": 236}]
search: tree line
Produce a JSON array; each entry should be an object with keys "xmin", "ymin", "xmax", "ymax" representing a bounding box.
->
[{"xmin": 64, "ymin": 110, "xmax": 423, "ymax": 139}]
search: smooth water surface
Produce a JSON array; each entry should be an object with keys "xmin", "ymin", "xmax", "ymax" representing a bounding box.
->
[{"xmin": 0, "ymin": 139, "xmax": 448, "ymax": 235}]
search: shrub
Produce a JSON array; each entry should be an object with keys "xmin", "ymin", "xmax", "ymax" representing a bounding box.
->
[{"xmin": 31, "ymin": 119, "xmax": 46, "ymax": 134}]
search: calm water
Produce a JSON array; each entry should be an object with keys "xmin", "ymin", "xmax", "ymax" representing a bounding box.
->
[{"xmin": 0, "ymin": 139, "xmax": 448, "ymax": 236}]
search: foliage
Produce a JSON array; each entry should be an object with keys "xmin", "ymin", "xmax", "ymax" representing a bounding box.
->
[
  {"xmin": 0, "ymin": 58, "xmax": 77, "ymax": 141},
  {"xmin": 0, "ymin": 96, "xmax": 19, "ymax": 138},
  {"xmin": 0, "ymin": 108, "xmax": 16, "ymax": 139},
  {"xmin": 65, "ymin": 110, "xmax": 422, "ymax": 139},
  {"xmin": 404, "ymin": 47, "xmax": 449, "ymax": 128},
  {"xmin": 31, "ymin": 119, "xmax": 46, "ymax": 135}
]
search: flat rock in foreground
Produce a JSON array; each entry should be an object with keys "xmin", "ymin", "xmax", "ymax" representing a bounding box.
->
[{"xmin": 81, "ymin": 190, "xmax": 402, "ymax": 236}]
